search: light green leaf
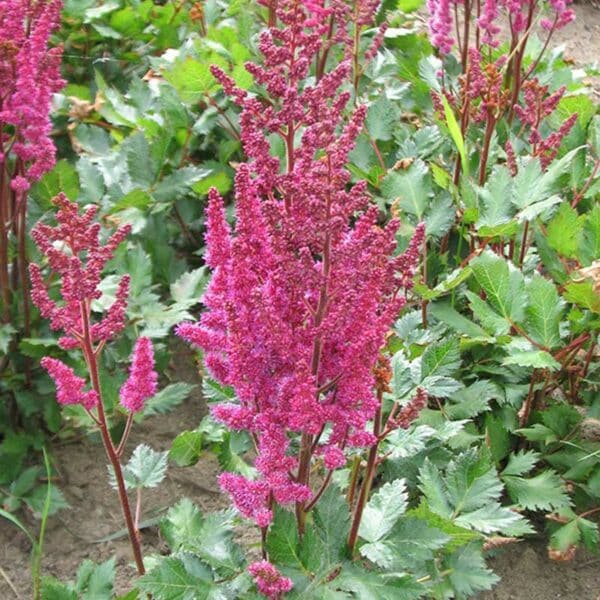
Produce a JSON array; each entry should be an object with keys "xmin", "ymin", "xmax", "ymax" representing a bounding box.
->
[
  {"xmin": 380, "ymin": 159, "xmax": 431, "ymax": 218},
  {"xmin": 421, "ymin": 338, "xmax": 461, "ymax": 379},
  {"xmin": 143, "ymin": 383, "xmax": 196, "ymax": 417},
  {"xmin": 504, "ymin": 470, "xmax": 571, "ymax": 511},
  {"xmin": 170, "ymin": 431, "xmax": 203, "ymax": 467},
  {"xmin": 502, "ymin": 350, "xmax": 561, "ymax": 371},
  {"xmin": 546, "ymin": 203, "xmax": 584, "ymax": 258},
  {"xmin": 138, "ymin": 557, "xmax": 213, "ymax": 600},
  {"xmin": 114, "ymin": 444, "xmax": 168, "ymax": 490},
  {"xmin": 502, "ymin": 450, "xmax": 540, "ymax": 477},
  {"xmin": 359, "ymin": 480, "xmax": 408, "ymax": 543},
  {"xmin": 471, "ymin": 251, "xmax": 526, "ymax": 322},
  {"xmin": 525, "ymin": 275, "xmax": 563, "ymax": 349}
]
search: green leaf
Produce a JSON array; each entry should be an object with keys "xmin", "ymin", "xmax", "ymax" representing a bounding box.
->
[
  {"xmin": 162, "ymin": 499, "xmax": 244, "ymax": 572},
  {"xmin": 41, "ymin": 578, "xmax": 78, "ymax": 600},
  {"xmin": 336, "ymin": 564, "xmax": 425, "ymax": 600},
  {"xmin": 476, "ymin": 166, "xmax": 514, "ymax": 230},
  {"xmin": 170, "ymin": 267, "xmax": 208, "ymax": 306},
  {"xmin": 114, "ymin": 444, "xmax": 168, "ymax": 490},
  {"xmin": 564, "ymin": 280, "xmax": 600, "ymax": 313},
  {"xmin": 360, "ymin": 517, "xmax": 449, "ymax": 570},
  {"xmin": 580, "ymin": 204, "xmax": 600, "ymax": 265},
  {"xmin": 549, "ymin": 519, "xmax": 580, "ymax": 552},
  {"xmin": 429, "ymin": 301, "xmax": 489, "ymax": 338},
  {"xmin": 76, "ymin": 558, "xmax": 116, "ymax": 600},
  {"xmin": 170, "ymin": 430, "xmax": 203, "ymax": 466},
  {"xmin": 164, "ymin": 58, "xmax": 214, "ymax": 104},
  {"xmin": 380, "ymin": 159, "xmax": 431, "ymax": 218},
  {"xmin": 314, "ymin": 485, "xmax": 350, "ymax": 566},
  {"xmin": 502, "ymin": 350, "xmax": 561, "ymax": 371},
  {"xmin": 444, "ymin": 542, "xmax": 499, "ymax": 597},
  {"xmin": 138, "ymin": 557, "xmax": 213, "ymax": 600},
  {"xmin": 30, "ymin": 160, "xmax": 79, "ymax": 205},
  {"xmin": 421, "ymin": 338, "xmax": 461, "ymax": 379},
  {"xmin": 465, "ymin": 291, "xmax": 510, "ymax": 335},
  {"xmin": 0, "ymin": 323, "xmax": 16, "ymax": 355},
  {"xmin": 470, "ymin": 250, "xmax": 526, "ymax": 323},
  {"xmin": 143, "ymin": 383, "xmax": 195, "ymax": 416},
  {"xmin": 441, "ymin": 95, "xmax": 468, "ymax": 177},
  {"xmin": 525, "ymin": 275, "xmax": 563, "ymax": 349},
  {"xmin": 359, "ymin": 479, "xmax": 408, "ymax": 543},
  {"xmin": 546, "ymin": 203, "xmax": 584, "ymax": 258},
  {"xmin": 124, "ymin": 133, "xmax": 156, "ymax": 188},
  {"xmin": 266, "ymin": 507, "xmax": 303, "ymax": 569},
  {"xmin": 502, "ymin": 450, "xmax": 540, "ymax": 477},
  {"xmin": 366, "ymin": 96, "xmax": 400, "ymax": 141},
  {"xmin": 504, "ymin": 470, "xmax": 571, "ymax": 511}
]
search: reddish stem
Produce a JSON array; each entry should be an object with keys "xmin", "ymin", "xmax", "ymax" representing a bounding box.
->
[{"xmin": 80, "ymin": 301, "xmax": 145, "ymax": 575}]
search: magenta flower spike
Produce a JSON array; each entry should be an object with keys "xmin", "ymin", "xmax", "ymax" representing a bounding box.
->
[{"xmin": 178, "ymin": 0, "xmax": 423, "ymax": 533}]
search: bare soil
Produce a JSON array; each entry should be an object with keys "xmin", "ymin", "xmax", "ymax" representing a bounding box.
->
[{"xmin": 1, "ymin": 5, "xmax": 599, "ymax": 598}]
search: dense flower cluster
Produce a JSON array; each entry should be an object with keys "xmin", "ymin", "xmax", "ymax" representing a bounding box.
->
[
  {"xmin": 0, "ymin": 0, "xmax": 64, "ymax": 189},
  {"xmin": 40, "ymin": 357, "xmax": 99, "ymax": 410},
  {"xmin": 120, "ymin": 337, "xmax": 158, "ymax": 412},
  {"xmin": 248, "ymin": 560, "xmax": 294, "ymax": 599},
  {"xmin": 178, "ymin": 0, "xmax": 423, "ymax": 527},
  {"xmin": 29, "ymin": 194, "xmax": 131, "ymax": 350}
]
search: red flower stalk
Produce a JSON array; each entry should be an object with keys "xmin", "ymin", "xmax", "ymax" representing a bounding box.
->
[
  {"xmin": 30, "ymin": 194, "xmax": 158, "ymax": 576},
  {"xmin": 178, "ymin": 0, "xmax": 423, "ymax": 539}
]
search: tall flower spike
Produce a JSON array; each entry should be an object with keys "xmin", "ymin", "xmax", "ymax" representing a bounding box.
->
[
  {"xmin": 179, "ymin": 0, "xmax": 423, "ymax": 527},
  {"xmin": 119, "ymin": 337, "xmax": 158, "ymax": 413}
]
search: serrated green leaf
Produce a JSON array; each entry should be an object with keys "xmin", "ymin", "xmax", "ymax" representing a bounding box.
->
[
  {"xmin": 359, "ymin": 480, "xmax": 408, "ymax": 543},
  {"xmin": 502, "ymin": 350, "xmax": 561, "ymax": 371},
  {"xmin": 546, "ymin": 203, "xmax": 584, "ymax": 258},
  {"xmin": 502, "ymin": 450, "xmax": 540, "ymax": 477},
  {"xmin": 471, "ymin": 251, "xmax": 526, "ymax": 323},
  {"xmin": 564, "ymin": 280, "xmax": 600, "ymax": 313},
  {"xmin": 580, "ymin": 204, "xmax": 600, "ymax": 265},
  {"xmin": 366, "ymin": 96, "xmax": 400, "ymax": 141},
  {"xmin": 143, "ymin": 383, "xmax": 195, "ymax": 416},
  {"xmin": 444, "ymin": 542, "xmax": 499, "ymax": 597},
  {"xmin": 525, "ymin": 275, "xmax": 563, "ymax": 349},
  {"xmin": 40, "ymin": 578, "xmax": 78, "ymax": 600},
  {"xmin": 421, "ymin": 338, "xmax": 461, "ymax": 379},
  {"xmin": 314, "ymin": 485, "xmax": 350, "ymax": 566},
  {"xmin": 76, "ymin": 558, "xmax": 116, "ymax": 599},
  {"xmin": 360, "ymin": 516, "xmax": 449, "ymax": 570},
  {"xmin": 114, "ymin": 444, "xmax": 168, "ymax": 490},
  {"xmin": 266, "ymin": 507, "xmax": 303, "ymax": 569},
  {"xmin": 164, "ymin": 58, "xmax": 214, "ymax": 104},
  {"xmin": 380, "ymin": 159, "xmax": 431, "ymax": 218},
  {"xmin": 504, "ymin": 470, "xmax": 571, "ymax": 511},
  {"xmin": 138, "ymin": 557, "xmax": 213, "ymax": 600},
  {"xmin": 170, "ymin": 431, "xmax": 203, "ymax": 466},
  {"xmin": 170, "ymin": 267, "xmax": 208, "ymax": 305},
  {"xmin": 336, "ymin": 565, "xmax": 425, "ymax": 600}
]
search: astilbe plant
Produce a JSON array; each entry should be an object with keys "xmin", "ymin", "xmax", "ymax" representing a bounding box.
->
[
  {"xmin": 30, "ymin": 194, "xmax": 159, "ymax": 576},
  {"xmin": 177, "ymin": 0, "xmax": 424, "ymax": 592},
  {"xmin": 0, "ymin": 0, "xmax": 64, "ymax": 348}
]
